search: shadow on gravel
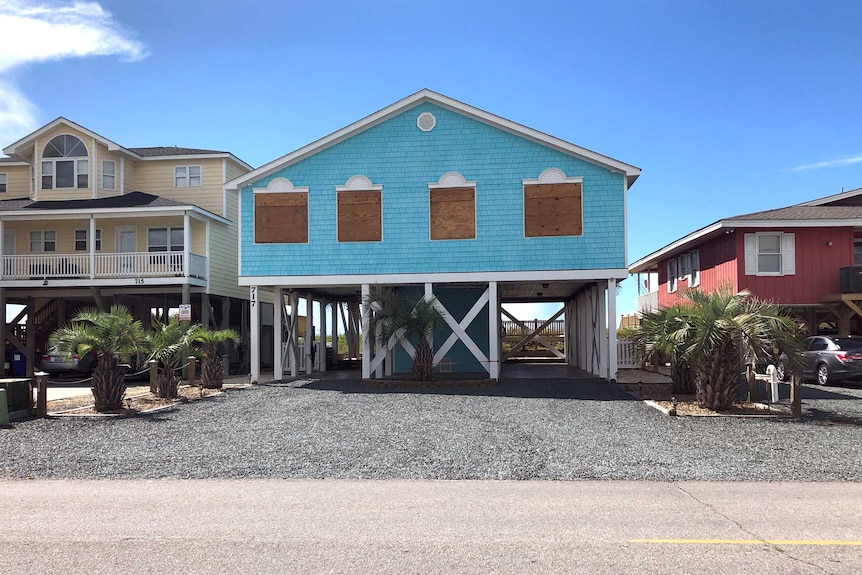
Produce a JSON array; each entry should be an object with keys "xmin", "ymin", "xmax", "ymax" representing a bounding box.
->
[{"xmin": 265, "ymin": 377, "xmax": 637, "ymax": 401}]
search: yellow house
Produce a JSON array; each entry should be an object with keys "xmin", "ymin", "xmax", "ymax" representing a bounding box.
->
[{"xmin": 0, "ymin": 118, "xmax": 252, "ymax": 376}]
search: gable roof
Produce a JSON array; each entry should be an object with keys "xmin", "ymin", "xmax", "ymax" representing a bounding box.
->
[
  {"xmin": 629, "ymin": 198, "xmax": 862, "ymax": 273},
  {"xmin": 2, "ymin": 117, "xmax": 128, "ymax": 160},
  {"xmin": 226, "ymin": 89, "xmax": 641, "ymax": 190}
]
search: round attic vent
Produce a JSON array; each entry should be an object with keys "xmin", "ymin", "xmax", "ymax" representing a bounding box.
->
[{"xmin": 417, "ymin": 112, "xmax": 436, "ymax": 132}]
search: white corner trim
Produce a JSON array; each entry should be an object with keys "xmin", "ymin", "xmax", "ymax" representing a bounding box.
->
[
  {"xmin": 428, "ymin": 171, "xmax": 477, "ymax": 189},
  {"xmin": 253, "ymin": 177, "xmax": 309, "ymax": 194},
  {"xmin": 522, "ymin": 168, "xmax": 583, "ymax": 186},
  {"xmin": 335, "ymin": 175, "xmax": 382, "ymax": 192}
]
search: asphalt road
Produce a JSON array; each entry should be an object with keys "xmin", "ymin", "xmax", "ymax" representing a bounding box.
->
[{"xmin": 3, "ymin": 480, "xmax": 861, "ymax": 574}]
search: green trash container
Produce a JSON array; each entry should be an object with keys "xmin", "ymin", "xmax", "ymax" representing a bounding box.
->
[{"xmin": 0, "ymin": 388, "xmax": 9, "ymax": 426}]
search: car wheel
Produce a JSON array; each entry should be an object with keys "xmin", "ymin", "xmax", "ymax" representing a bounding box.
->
[
  {"xmin": 775, "ymin": 359, "xmax": 788, "ymax": 382},
  {"xmin": 816, "ymin": 363, "xmax": 829, "ymax": 386}
]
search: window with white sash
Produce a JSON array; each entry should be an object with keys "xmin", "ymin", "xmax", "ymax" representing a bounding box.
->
[
  {"xmin": 744, "ymin": 232, "xmax": 795, "ymax": 276},
  {"xmin": 667, "ymin": 259, "xmax": 678, "ymax": 293}
]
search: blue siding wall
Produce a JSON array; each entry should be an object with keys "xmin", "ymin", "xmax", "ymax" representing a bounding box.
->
[{"xmin": 241, "ymin": 102, "xmax": 625, "ymax": 277}]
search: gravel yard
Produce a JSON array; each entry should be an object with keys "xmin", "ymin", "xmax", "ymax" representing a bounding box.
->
[{"xmin": 2, "ymin": 374, "xmax": 861, "ymax": 481}]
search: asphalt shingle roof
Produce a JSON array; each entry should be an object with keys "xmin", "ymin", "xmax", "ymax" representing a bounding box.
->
[
  {"xmin": 128, "ymin": 146, "xmax": 228, "ymax": 157},
  {"xmin": 728, "ymin": 205, "xmax": 862, "ymax": 221}
]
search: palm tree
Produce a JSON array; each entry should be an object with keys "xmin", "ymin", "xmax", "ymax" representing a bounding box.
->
[
  {"xmin": 634, "ymin": 286, "xmax": 803, "ymax": 411},
  {"xmin": 49, "ymin": 305, "xmax": 148, "ymax": 412},
  {"xmin": 191, "ymin": 327, "xmax": 239, "ymax": 389},
  {"xmin": 148, "ymin": 316, "xmax": 199, "ymax": 398},
  {"xmin": 633, "ymin": 303, "xmax": 696, "ymax": 394},
  {"xmin": 365, "ymin": 289, "xmax": 447, "ymax": 381}
]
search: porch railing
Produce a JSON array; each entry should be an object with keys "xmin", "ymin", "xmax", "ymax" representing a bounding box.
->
[
  {"xmin": 636, "ymin": 292, "xmax": 658, "ymax": 314},
  {"xmin": 1, "ymin": 252, "xmax": 208, "ymax": 280}
]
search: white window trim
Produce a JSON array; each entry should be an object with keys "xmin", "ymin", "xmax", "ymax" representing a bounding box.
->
[
  {"xmin": 0, "ymin": 172, "xmax": 6, "ymax": 193},
  {"xmin": 174, "ymin": 165, "xmax": 202, "ymax": 188},
  {"xmin": 29, "ymin": 230, "xmax": 56, "ymax": 253},
  {"xmin": 41, "ymin": 134, "xmax": 89, "ymax": 190},
  {"xmin": 689, "ymin": 250, "xmax": 701, "ymax": 287},
  {"xmin": 744, "ymin": 232, "xmax": 795, "ymax": 276},
  {"xmin": 667, "ymin": 258, "xmax": 678, "ymax": 293},
  {"xmin": 101, "ymin": 160, "xmax": 116, "ymax": 190},
  {"xmin": 427, "ymin": 172, "xmax": 477, "ymax": 242},
  {"xmin": 75, "ymin": 228, "xmax": 102, "ymax": 251},
  {"xmin": 147, "ymin": 226, "xmax": 185, "ymax": 252},
  {"xmin": 335, "ymin": 175, "xmax": 384, "ymax": 244}
]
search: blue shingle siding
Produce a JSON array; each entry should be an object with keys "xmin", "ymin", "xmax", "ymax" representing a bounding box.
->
[{"xmin": 241, "ymin": 102, "xmax": 626, "ymax": 277}]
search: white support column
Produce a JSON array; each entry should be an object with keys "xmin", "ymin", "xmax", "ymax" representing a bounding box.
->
[
  {"xmin": 306, "ymin": 295, "xmax": 315, "ymax": 374},
  {"xmin": 488, "ymin": 281, "xmax": 499, "ymax": 380},
  {"xmin": 89, "ymin": 216, "xmax": 96, "ymax": 279},
  {"xmin": 319, "ymin": 299, "xmax": 327, "ymax": 372},
  {"xmin": 607, "ymin": 279, "xmax": 618, "ymax": 382},
  {"xmin": 250, "ymin": 285, "xmax": 260, "ymax": 384},
  {"xmin": 290, "ymin": 292, "xmax": 299, "ymax": 377},
  {"xmin": 273, "ymin": 286, "xmax": 283, "ymax": 381},
  {"xmin": 598, "ymin": 285, "xmax": 607, "ymax": 377},
  {"xmin": 0, "ymin": 219, "xmax": 4, "ymax": 281},
  {"xmin": 425, "ymin": 282, "xmax": 434, "ymax": 352},
  {"xmin": 331, "ymin": 301, "xmax": 338, "ymax": 366},
  {"xmin": 183, "ymin": 213, "xmax": 191, "ymax": 281},
  {"xmin": 361, "ymin": 284, "xmax": 371, "ymax": 379}
]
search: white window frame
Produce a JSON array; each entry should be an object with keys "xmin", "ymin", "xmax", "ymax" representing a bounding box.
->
[
  {"xmin": 147, "ymin": 227, "xmax": 184, "ymax": 252},
  {"xmin": 667, "ymin": 258, "xmax": 678, "ymax": 293},
  {"xmin": 855, "ymin": 239, "xmax": 862, "ymax": 266},
  {"xmin": 101, "ymin": 160, "xmax": 116, "ymax": 190},
  {"xmin": 0, "ymin": 172, "xmax": 6, "ymax": 193},
  {"xmin": 744, "ymin": 232, "xmax": 795, "ymax": 276},
  {"xmin": 174, "ymin": 165, "xmax": 201, "ymax": 188},
  {"xmin": 75, "ymin": 229, "xmax": 102, "ymax": 251},
  {"xmin": 689, "ymin": 250, "xmax": 701, "ymax": 287},
  {"xmin": 29, "ymin": 230, "xmax": 56, "ymax": 253}
]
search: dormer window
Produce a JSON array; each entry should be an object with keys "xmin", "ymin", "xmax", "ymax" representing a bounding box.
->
[{"xmin": 42, "ymin": 135, "xmax": 88, "ymax": 189}]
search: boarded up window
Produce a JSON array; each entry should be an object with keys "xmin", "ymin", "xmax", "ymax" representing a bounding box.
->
[
  {"xmin": 524, "ymin": 183, "xmax": 582, "ymax": 237},
  {"xmin": 255, "ymin": 192, "xmax": 308, "ymax": 243},
  {"xmin": 338, "ymin": 190, "xmax": 381, "ymax": 242},
  {"xmin": 430, "ymin": 187, "xmax": 476, "ymax": 240}
]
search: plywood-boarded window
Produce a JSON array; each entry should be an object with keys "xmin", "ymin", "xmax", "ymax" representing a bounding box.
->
[
  {"xmin": 255, "ymin": 192, "xmax": 308, "ymax": 243},
  {"xmin": 337, "ymin": 190, "xmax": 381, "ymax": 242},
  {"xmin": 524, "ymin": 182, "xmax": 582, "ymax": 237},
  {"xmin": 430, "ymin": 187, "xmax": 475, "ymax": 240}
]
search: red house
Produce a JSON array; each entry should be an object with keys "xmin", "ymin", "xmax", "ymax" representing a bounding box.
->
[{"xmin": 629, "ymin": 188, "xmax": 862, "ymax": 335}]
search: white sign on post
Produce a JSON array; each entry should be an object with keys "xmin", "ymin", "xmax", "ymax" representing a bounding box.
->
[{"xmin": 179, "ymin": 304, "xmax": 192, "ymax": 321}]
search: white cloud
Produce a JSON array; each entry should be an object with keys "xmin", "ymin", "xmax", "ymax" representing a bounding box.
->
[
  {"xmin": 789, "ymin": 155, "xmax": 862, "ymax": 172},
  {"xmin": 0, "ymin": 0, "xmax": 146, "ymax": 148}
]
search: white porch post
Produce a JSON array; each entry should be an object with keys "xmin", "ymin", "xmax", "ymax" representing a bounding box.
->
[
  {"xmin": 607, "ymin": 279, "xmax": 618, "ymax": 382},
  {"xmin": 182, "ymin": 213, "xmax": 191, "ymax": 306},
  {"xmin": 598, "ymin": 285, "xmax": 608, "ymax": 378},
  {"xmin": 89, "ymin": 215, "xmax": 96, "ymax": 279},
  {"xmin": 0, "ymin": 219, "xmax": 4, "ymax": 280},
  {"xmin": 488, "ymin": 281, "xmax": 499, "ymax": 380},
  {"xmin": 319, "ymin": 299, "xmax": 327, "ymax": 372},
  {"xmin": 305, "ymin": 295, "xmax": 315, "ymax": 374},
  {"xmin": 331, "ymin": 301, "xmax": 338, "ymax": 365},
  {"xmin": 273, "ymin": 286, "xmax": 283, "ymax": 380},
  {"xmin": 250, "ymin": 285, "xmax": 260, "ymax": 384},
  {"xmin": 361, "ymin": 284, "xmax": 371, "ymax": 379}
]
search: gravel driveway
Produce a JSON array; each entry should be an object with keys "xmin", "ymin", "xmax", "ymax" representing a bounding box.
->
[{"xmin": 2, "ymin": 375, "xmax": 861, "ymax": 481}]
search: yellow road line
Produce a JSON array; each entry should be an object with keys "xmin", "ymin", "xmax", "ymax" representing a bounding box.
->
[{"xmin": 630, "ymin": 539, "xmax": 862, "ymax": 546}]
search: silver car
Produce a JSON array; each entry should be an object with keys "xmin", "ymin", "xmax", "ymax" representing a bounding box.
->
[
  {"xmin": 40, "ymin": 350, "xmax": 97, "ymax": 376},
  {"xmin": 802, "ymin": 335, "xmax": 862, "ymax": 385}
]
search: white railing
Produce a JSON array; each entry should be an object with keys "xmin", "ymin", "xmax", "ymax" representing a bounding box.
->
[
  {"xmin": 2, "ymin": 252, "xmax": 207, "ymax": 280},
  {"xmin": 617, "ymin": 338, "xmax": 641, "ymax": 369},
  {"xmin": 637, "ymin": 292, "xmax": 659, "ymax": 314},
  {"xmin": 3, "ymin": 254, "xmax": 90, "ymax": 278}
]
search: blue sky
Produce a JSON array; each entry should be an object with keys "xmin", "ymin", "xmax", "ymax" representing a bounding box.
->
[{"xmin": 2, "ymin": 0, "xmax": 862, "ymax": 323}]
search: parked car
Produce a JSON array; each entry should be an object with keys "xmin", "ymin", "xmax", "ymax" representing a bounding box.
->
[
  {"xmin": 40, "ymin": 350, "xmax": 97, "ymax": 377},
  {"xmin": 801, "ymin": 335, "xmax": 862, "ymax": 385}
]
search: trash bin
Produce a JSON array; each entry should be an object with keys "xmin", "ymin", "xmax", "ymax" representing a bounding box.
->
[{"xmin": 11, "ymin": 351, "xmax": 26, "ymax": 377}]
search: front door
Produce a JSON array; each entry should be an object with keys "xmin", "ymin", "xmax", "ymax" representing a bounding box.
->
[{"xmin": 116, "ymin": 226, "xmax": 137, "ymax": 274}]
